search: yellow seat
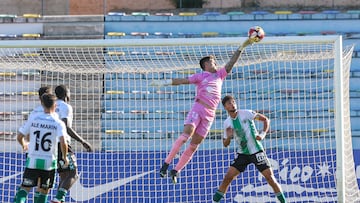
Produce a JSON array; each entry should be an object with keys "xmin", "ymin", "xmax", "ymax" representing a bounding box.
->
[
  {"xmin": 210, "ymin": 129, "xmax": 222, "ymax": 134},
  {"xmin": 312, "ymin": 128, "xmax": 329, "ymax": 133},
  {"xmin": 22, "ymin": 33, "xmax": 41, "ymax": 38},
  {"xmin": 177, "ymin": 70, "xmax": 195, "ymax": 74},
  {"xmin": 22, "ymin": 13, "xmax": 41, "ymax": 18},
  {"xmin": 202, "ymin": 32, "xmax": 219, "ymax": 37},
  {"xmin": 105, "ymin": 130, "xmax": 124, "ymax": 134},
  {"xmin": 274, "ymin": 11, "xmax": 292, "ymax": 15},
  {"xmin": 179, "ymin": 12, "xmax": 197, "ymax": 16},
  {"xmin": 107, "ymin": 51, "xmax": 125, "ymax": 56},
  {"xmin": 107, "ymin": 32, "xmax": 126, "ymax": 36},
  {"xmin": 21, "ymin": 91, "xmax": 37, "ymax": 96},
  {"xmin": 23, "ymin": 53, "xmax": 40, "ymax": 57},
  {"xmin": 106, "ymin": 90, "xmax": 124, "ymax": 94},
  {"xmin": 0, "ymin": 72, "xmax": 16, "ymax": 77}
]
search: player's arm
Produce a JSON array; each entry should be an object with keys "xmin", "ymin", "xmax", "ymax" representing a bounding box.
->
[
  {"xmin": 59, "ymin": 135, "xmax": 69, "ymax": 166},
  {"xmin": 66, "ymin": 126, "xmax": 93, "ymax": 152},
  {"xmin": 150, "ymin": 78, "xmax": 190, "ymax": 87},
  {"xmin": 224, "ymin": 38, "xmax": 253, "ymax": 73},
  {"xmin": 61, "ymin": 117, "xmax": 93, "ymax": 151},
  {"xmin": 223, "ymin": 127, "xmax": 234, "ymax": 147},
  {"xmin": 255, "ymin": 113, "xmax": 270, "ymax": 140},
  {"xmin": 17, "ymin": 133, "xmax": 29, "ymax": 152}
]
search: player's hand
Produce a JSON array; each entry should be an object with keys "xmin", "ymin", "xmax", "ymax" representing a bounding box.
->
[
  {"xmin": 226, "ymin": 127, "xmax": 234, "ymax": 139},
  {"xmin": 61, "ymin": 157, "xmax": 69, "ymax": 168},
  {"xmin": 82, "ymin": 141, "xmax": 93, "ymax": 152},
  {"xmin": 256, "ymin": 131, "xmax": 266, "ymax": 140},
  {"xmin": 22, "ymin": 143, "xmax": 29, "ymax": 152}
]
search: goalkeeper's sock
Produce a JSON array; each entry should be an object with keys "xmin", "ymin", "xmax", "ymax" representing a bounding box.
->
[
  {"xmin": 276, "ymin": 192, "xmax": 286, "ymax": 203},
  {"xmin": 55, "ymin": 188, "xmax": 67, "ymax": 202},
  {"xmin": 213, "ymin": 190, "xmax": 224, "ymax": 202},
  {"xmin": 37, "ymin": 192, "xmax": 48, "ymax": 203},
  {"xmin": 14, "ymin": 188, "xmax": 28, "ymax": 203},
  {"xmin": 164, "ymin": 133, "xmax": 189, "ymax": 164},
  {"xmin": 174, "ymin": 143, "xmax": 198, "ymax": 172}
]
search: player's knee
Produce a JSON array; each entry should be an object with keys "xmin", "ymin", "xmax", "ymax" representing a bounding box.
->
[
  {"xmin": 178, "ymin": 133, "xmax": 190, "ymax": 143},
  {"xmin": 189, "ymin": 143, "xmax": 199, "ymax": 152}
]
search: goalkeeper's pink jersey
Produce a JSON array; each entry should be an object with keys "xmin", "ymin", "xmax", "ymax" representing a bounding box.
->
[{"xmin": 188, "ymin": 67, "xmax": 228, "ymax": 109}]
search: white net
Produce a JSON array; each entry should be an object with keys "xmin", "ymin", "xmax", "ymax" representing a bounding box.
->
[{"xmin": 0, "ymin": 36, "xmax": 358, "ymax": 202}]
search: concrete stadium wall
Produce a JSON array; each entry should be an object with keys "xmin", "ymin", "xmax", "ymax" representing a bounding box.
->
[{"xmin": 1, "ymin": 0, "xmax": 360, "ymax": 15}]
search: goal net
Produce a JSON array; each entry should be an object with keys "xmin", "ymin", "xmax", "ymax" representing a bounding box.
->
[{"xmin": 0, "ymin": 36, "xmax": 358, "ymax": 202}]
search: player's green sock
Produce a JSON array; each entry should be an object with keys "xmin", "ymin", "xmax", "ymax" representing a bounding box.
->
[
  {"xmin": 55, "ymin": 188, "xmax": 67, "ymax": 202},
  {"xmin": 37, "ymin": 192, "xmax": 48, "ymax": 203},
  {"xmin": 212, "ymin": 190, "xmax": 224, "ymax": 202},
  {"xmin": 14, "ymin": 188, "xmax": 28, "ymax": 203},
  {"xmin": 276, "ymin": 192, "xmax": 286, "ymax": 203}
]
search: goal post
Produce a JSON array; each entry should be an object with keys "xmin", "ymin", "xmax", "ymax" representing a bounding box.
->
[{"xmin": 0, "ymin": 36, "xmax": 358, "ymax": 202}]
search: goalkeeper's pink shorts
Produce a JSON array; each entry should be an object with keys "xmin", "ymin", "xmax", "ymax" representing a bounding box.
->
[{"xmin": 184, "ymin": 102, "xmax": 216, "ymax": 138}]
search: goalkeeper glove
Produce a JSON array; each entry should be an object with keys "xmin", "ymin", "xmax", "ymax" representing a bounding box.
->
[{"xmin": 150, "ymin": 79, "xmax": 172, "ymax": 87}]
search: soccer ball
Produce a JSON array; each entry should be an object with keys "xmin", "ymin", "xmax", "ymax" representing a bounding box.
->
[{"xmin": 248, "ymin": 26, "xmax": 265, "ymax": 42}]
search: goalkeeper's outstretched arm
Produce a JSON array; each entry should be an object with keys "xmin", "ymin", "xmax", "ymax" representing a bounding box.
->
[
  {"xmin": 224, "ymin": 38, "xmax": 254, "ymax": 73},
  {"xmin": 150, "ymin": 78, "xmax": 189, "ymax": 87}
]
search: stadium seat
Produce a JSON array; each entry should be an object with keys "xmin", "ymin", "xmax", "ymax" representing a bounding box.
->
[
  {"xmin": 347, "ymin": 10, "xmax": 360, "ymax": 14},
  {"xmin": 22, "ymin": 53, "xmax": 40, "ymax": 57},
  {"xmin": 131, "ymin": 12, "xmax": 150, "ymax": 16},
  {"xmin": 274, "ymin": 11, "xmax": 292, "ymax": 15},
  {"xmin": 202, "ymin": 12, "xmax": 221, "ymax": 16},
  {"xmin": 0, "ymin": 14, "xmax": 17, "ymax": 18},
  {"xmin": 107, "ymin": 32, "xmax": 126, "ymax": 37},
  {"xmin": 179, "ymin": 12, "xmax": 197, "ymax": 16},
  {"xmin": 0, "ymin": 34, "xmax": 17, "ymax": 38},
  {"xmin": 298, "ymin": 11, "xmax": 317, "ymax": 14},
  {"xmin": 107, "ymin": 51, "xmax": 125, "ymax": 56},
  {"xmin": 130, "ymin": 32, "xmax": 149, "ymax": 38},
  {"xmin": 105, "ymin": 129, "xmax": 124, "ymax": 135},
  {"xmin": 21, "ymin": 91, "xmax": 37, "ymax": 96},
  {"xmin": 22, "ymin": 13, "xmax": 41, "ymax": 18},
  {"xmin": 153, "ymin": 32, "xmax": 173, "ymax": 38},
  {"xmin": 0, "ymin": 72, "xmax": 16, "ymax": 77},
  {"xmin": 177, "ymin": 33, "xmax": 196, "ymax": 38},
  {"xmin": 321, "ymin": 30, "xmax": 337, "ymax": 35},
  {"xmin": 22, "ymin": 33, "xmax": 41, "ymax": 38},
  {"xmin": 155, "ymin": 51, "xmax": 175, "ymax": 55},
  {"xmin": 155, "ymin": 12, "xmax": 173, "ymax": 16},
  {"xmin": 226, "ymin": 11, "xmax": 244, "ymax": 15},
  {"xmin": 201, "ymin": 32, "xmax": 219, "ymax": 37},
  {"xmin": 0, "ymin": 112, "xmax": 15, "ymax": 121},
  {"xmin": 251, "ymin": 11, "xmax": 270, "ymax": 15},
  {"xmin": 322, "ymin": 10, "xmax": 340, "ymax": 14},
  {"xmin": 107, "ymin": 12, "xmax": 126, "ymax": 16}
]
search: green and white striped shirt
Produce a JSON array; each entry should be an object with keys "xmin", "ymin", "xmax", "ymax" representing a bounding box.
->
[
  {"xmin": 19, "ymin": 112, "xmax": 67, "ymax": 171},
  {"xmin": 223, "ymin": 110, "xmax": 264, "ymax": 155}
]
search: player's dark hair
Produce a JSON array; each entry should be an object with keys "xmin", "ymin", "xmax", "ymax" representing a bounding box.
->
[
  {"xmin": 199, "ymin": 55, "xmax": 214, "ymax": 70},
  {"xmin": 41, "ymin": 93, "xmax": 57, "ymax": 109},
  {"xmin": 55, "ymin": 85, "xmax": 70, "ymax": 101},
  {"xmin": 38, "ymin": 86, "xmax": 52, "ymax": 98},
  {"xmin": 222, "ymin": 95, "xmax": 235, "ymax": 106}
]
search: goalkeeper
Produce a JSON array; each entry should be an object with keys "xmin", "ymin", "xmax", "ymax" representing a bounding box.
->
[
  {"xmin": 212, "ymin": 95, "xmax": 286, "ymax": 203},
  {"xmin": 152, "ymin": 39, "xmax": 253, "ymax": 184}
]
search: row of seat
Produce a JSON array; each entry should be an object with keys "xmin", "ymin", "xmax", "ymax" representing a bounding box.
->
[{"xmin": 106, "ymin": 10, "xmax": 360, "ymax": 16}]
